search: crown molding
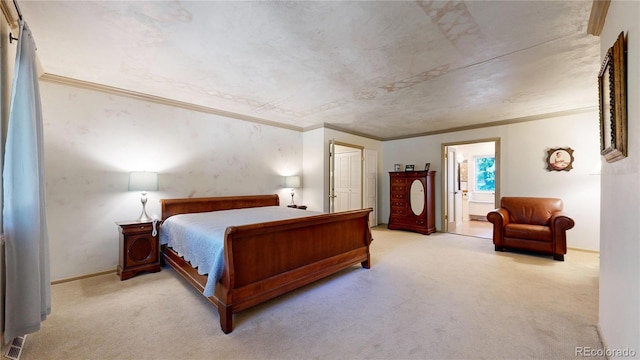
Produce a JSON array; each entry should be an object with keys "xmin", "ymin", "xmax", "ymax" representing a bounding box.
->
[
  {"xmin": 383, "ymin": 107, "xmax": 599, "ymax": 141},
  {"xmin": 587, "ymin": 0, "xmax": 610, "ymax": 36},
  {"xmin": 319, "ymin": 123, "xmax": 384, "ymax": 141},
  {"xmin": 39, "ymin": 73, "xmax": 304, "ymax": 133},
  {"xmin": 0, "ymin": 0, "xmax": 19, "ymax": 30}
]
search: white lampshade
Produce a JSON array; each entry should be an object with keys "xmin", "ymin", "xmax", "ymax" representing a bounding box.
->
[
  {"xmin": 284, "ymin": 175, "xmax": 301, "ymax": 188},
  {"xmin": 128, "ymin": 171, "xmax": 158, "ymax": 192}
]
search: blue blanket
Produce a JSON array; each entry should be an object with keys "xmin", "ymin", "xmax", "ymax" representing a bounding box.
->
[{"xmin": 160, "ymin": 206, "xmax": 320, "ymax": 296}]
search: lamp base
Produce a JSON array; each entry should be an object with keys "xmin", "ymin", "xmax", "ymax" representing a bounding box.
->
[
  {"xmin": 138, "ymin": 210, "xmax": 152, "ymax": 222},
  {"xmin": 138, "ymin": 192, "xmax": 152, "ymax": 222}
]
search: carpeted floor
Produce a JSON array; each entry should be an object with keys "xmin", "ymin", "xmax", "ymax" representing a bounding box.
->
[{"xmin": 20, "ymin": 227, "xmax": 603, "ymax": 359}]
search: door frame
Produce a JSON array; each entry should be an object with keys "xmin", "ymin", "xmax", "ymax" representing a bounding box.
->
[
  {"xmin": 440, "ymin": 138, "xmax": 501, "ymax": 233},
  {"xmin": 446, "ymin": 147, "xmax": 457, "ymax": 231}
]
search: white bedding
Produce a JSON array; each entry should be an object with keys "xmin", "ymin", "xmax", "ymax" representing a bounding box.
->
[{"xmin": 159, "ymin": 206, "xmax": 322, "ymax": 296}]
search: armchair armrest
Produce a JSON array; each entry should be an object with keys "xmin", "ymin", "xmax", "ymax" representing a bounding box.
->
[
  {"xmin": 549, "ymin": 211, "xmax": 574, "ymax": 257},
  {"xmin": 487, "ymin": 208, "xmax": 509, "ymax": 249},
  {"xmin": 550, "ymin": 211, "xmax": 575, "ymax": 231},
  {"xmin": 486, "ymin": 208, "xmax": 509, "ymax": 226}
]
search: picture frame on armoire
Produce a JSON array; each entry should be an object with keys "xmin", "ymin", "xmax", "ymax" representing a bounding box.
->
[{"xmin": 598, "ymin": 31, "xmax": 627, "ymax": 163}]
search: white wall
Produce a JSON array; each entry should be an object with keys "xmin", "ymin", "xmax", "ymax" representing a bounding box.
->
[
  {"xmin": 383, "ymin": 111, "xmax": 601, "ymax": 251},
  {"xmin": 41, "ymin": 82, "xmax": 302, "ymax": 281},
  {"xmin": 301, "ymin": 128, "xmax": 325, "ymax": 212},
  {"xmin": 598, "ymin": 1, "xmax": 640, "ymax": 355}
]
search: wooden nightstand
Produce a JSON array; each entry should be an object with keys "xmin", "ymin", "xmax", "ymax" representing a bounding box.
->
[{"xmin": 116, "ymin": 220, "xmax": 161, "ymax": 280}]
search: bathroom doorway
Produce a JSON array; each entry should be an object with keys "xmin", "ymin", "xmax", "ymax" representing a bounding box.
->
[{"xmin": 442, "ymin": 139, "xmax": 500, "ymax": 239}]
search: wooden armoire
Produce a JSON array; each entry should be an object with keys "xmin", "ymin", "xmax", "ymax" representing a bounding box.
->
[{"xmin": 388, "ymin": 170, "xmax": 436, "ymax": 235}]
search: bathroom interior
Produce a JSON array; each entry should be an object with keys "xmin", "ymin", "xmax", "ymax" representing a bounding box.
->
[{"xmin": 448, "ymin": 141, "xmax": 496, "ymax": 239}]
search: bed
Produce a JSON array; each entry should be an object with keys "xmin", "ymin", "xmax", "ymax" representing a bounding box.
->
[{"xmin": 159, "ymin": 194, "xmax": 373, "ymax": 334}]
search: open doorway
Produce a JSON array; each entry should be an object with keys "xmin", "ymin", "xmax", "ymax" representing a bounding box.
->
[{"xmin": 442, "ymin": 139, "xmax": 500, "ymax": 239}]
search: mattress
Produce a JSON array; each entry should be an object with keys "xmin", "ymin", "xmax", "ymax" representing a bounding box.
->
[{"xmin": 160, "ymin": 206, "xmax": 321, "ymax": 296}]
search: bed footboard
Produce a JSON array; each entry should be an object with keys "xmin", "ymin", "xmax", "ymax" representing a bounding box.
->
[{"xmin": 216, "ymin": 209, "xmax": 372, "ymax": 333}]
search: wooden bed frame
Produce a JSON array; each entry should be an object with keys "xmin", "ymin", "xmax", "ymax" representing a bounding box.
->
[{"xmin": 160, "ymin": 194, "xmax": 373, "ymax": 334}]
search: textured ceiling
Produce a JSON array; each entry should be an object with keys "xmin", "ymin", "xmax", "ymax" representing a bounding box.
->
[{"xmin": 20, "ymin": 1, "xmax": 600, "ymax": 140}]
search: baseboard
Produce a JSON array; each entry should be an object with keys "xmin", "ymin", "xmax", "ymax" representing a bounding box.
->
[
  {"xmin": 596, "ymin": 324, "xmax": 608, "ymax": 348},
  {"xmin": 51, "ymin": 268, "xmax": 117, "ymax": 285},
  {"xmin": 568, "ymin": 247, "xmax": 600, "ymax": 254}
]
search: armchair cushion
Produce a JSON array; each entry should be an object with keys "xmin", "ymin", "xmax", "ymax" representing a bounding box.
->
[{"xmin": 504, "ymin": 224, "xmax": 551, "ymax": 242}]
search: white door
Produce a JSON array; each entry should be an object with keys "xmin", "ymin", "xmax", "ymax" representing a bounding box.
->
[
  {"xmin": 447, "ymin": 148, "xmax": 457, "ymax": 231},
  {"xmin": 364, "ymin": 149, "xmax": 378, "ymax": 226},
  {"xmin": 334, "ymin": 150, "xmax": 361, "ymax": 212}
]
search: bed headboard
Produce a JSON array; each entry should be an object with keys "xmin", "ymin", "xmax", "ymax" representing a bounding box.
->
[{"xmin": 160, "ymin": 194, "xmax": 280, "ymax": 220}]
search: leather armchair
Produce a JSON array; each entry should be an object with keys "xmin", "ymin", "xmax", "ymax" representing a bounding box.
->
[{"xmin": 487, "ymin": 197, "xmax": 575, "ymax": 261}]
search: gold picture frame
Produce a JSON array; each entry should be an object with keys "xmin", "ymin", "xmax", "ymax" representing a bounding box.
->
[{"xmin": 598, "ymin": 32, "xmax": 627, "ymax": 163}]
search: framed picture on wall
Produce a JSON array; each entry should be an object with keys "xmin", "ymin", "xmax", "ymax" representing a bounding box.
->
[
  {"xmin": 599, "ymin": 31, "xmax": 627, "ymax": 163},
  {"xmin": 546, "ymin": 147, "xmax": 574, "ymax": 171}
]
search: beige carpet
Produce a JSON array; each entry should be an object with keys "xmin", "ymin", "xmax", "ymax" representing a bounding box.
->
[{"xmin": 20, "ymin": 227, "xmax": 603, "ymax": 359}]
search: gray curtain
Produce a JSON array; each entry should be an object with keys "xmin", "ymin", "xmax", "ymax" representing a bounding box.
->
[{"xmin": 2, "ymin": 20, "xmax": 50, "ymax": 343}]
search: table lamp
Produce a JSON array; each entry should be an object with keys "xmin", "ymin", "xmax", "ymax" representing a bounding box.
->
[
  {"xmin": 284, "ymin": 175, "xmax": 301, "ymax": 206},
  {"xmin": 128, "ymin": 171, "xmax": 158, "ymax": 222}
]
